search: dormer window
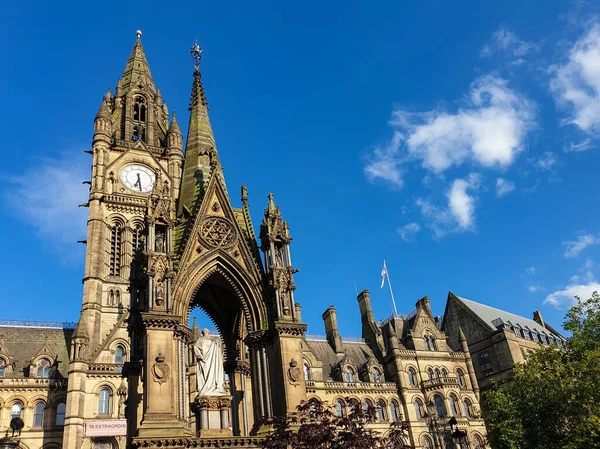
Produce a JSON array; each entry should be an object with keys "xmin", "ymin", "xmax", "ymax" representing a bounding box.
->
[
  {"xmin": 371, "ymin": 367, "xmax": 382, "ymax": 383},
  {"xmin": 37, "ymin": 358, "xmax": 50, "ymax": 378},
  {"xmin": 343, "ymin": 366, "xmax": 355, "ymax": 383},
  {"xmin": 423, "ymin": 333, "xmax": 436, "ymax": 351}
]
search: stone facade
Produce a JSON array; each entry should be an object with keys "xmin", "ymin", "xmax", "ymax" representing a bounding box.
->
[
  {"xmin": 442, "ymin": 292, "xmax": 566, "ymax": 391},
  {"xmin": 0, "ymin": 34, "xmax": 489, "ymax": 449}
]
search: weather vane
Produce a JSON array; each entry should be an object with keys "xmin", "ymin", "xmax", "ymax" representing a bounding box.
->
[{"xmin": 190, "ymin": 39, "xmax": 203, "ymax": 71}]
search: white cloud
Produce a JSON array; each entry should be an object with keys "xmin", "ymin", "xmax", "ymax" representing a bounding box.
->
[
  {"xmin": 364, "ymin": 131, "xmax": 404, "ymax": 188},
  {"xmin": 563, "ymin": 234, "xmax": 598, "ymax": 258},
  {"xmin": 393, "ymin": 76, "xmax": 535, "ymax": 173},
  {"xmin": 496, "ymin": 178, "xmax": 515, "ymax": 197},
  {"xmin": 550, "ymin": 24, "xmax": 600, "ymax": 135},
  {"xmin": 565, "ymin": 139, "xmax": 593, "ymax": 152},
  {"xmin": 482, "ymin": 27, "xmax": 540, "ymax": 61},
  {"xmin": 528, "ymin": 285, "xmax": 542, "ymax": 292},
  {"xmin": 526, "ymin": 266, "xmax": 536, "ymax": 275},
  {"xmin": 536, "ymin": 151, "xmax": 557, "ymax": 171},
  {"xmin": 544, "ymin": 282, "xmax": 600, "ymax": 308},
  {"xmin": 4, "ymin": 152, "xmax": 89, "ymax": 251},
  {"xmin": 397, "ymin": 223, "xmax": 421, "ymax": 242},
  {"xmin": 417, "ymin": 174, "xmax": 480, "ymax": 238},
  {"xmin": 448, "ymin": 174, "xmax": 480, "ymax": 229}
]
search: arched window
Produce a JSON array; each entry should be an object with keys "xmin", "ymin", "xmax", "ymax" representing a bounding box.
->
[
  {"xmin": 94, "ymin": 439, "xmax": 114, "ymax": 449},
  {"xmin": 335, "ymin": 400, "xmax": 344, "ymax": 417},
  {"xmin": 413, "ymin": 399, "xmax": 424, "ymax": 419},
  {"xmin": 371, "ymin": 367, "xmax": 382, "ymax": 383},
  {"xmin": 56, "ymin": 402, "xmax": 66, "ymax": 426},
  {"xmin": 456, "ymin": 369, "xmax": 465, "ymax": 387},
  {"xmin": 99, "ymin": 388, "xmax": 111, "ymax": 415},
  {"xmin": 11, "ymin": 402, "xmax": 22, "ymax": 420},
  {"xmin": 434, "ymin": 395, "xmax": 446, "ymax": 417},
  {"xmin": 109, "ymin": 223, "xmax": 123, "ymax": 277},
  {"xmin": 33, "ymin": 402, "xmax": 45, "ymax": 427},
  {"xmin": 434, "ymin": 368, "xmax": 440, "ymax": 379},
  {"xmin": 463, "ymin": 399, "xmax": 472, "ymax": 418},
  {"xmin": 441, "ymin": 368, "xmax": 448, "ymax": 377},
  {"xmin": 427, "ymin": 368, "xmax": 433, "ymax": 380},
  {"xmin": 362, "ymin": 399, "xmax": 371, "ymax": 413},
  {"xmin": 408, "ymin": 368, "xmax": 416, "ymax": 386},
  {"xmin": 344, "ymin": 366, "xmax": 355, "ymax": 383},
  {"xmin": 422, "ymin": 436, "xmax": 434, "ymax": 449},
  {"xmin": 115, "ymin": 346, "xmax": 124, "ymax": 365},
  {"xmin": 424, "ymin": 334, "xmax": 436, "ymax": 351},
  {"xmin": 472, "ymin": 434, "xmax": 485, "ymax": 449},
  {"xmin": 377, "ymin": 400, "xmax": 387, "ymax": 421},
  {"xmin": 390, "ymin": 400, "xmax": 399, "ymax": 421},
  {"xmin": 449, "ymin": 395, "xmax": 458, "ymax": 416},
  {"xmin": 132, "ymin": 223, "xmax": 145, "ymax": 255},
  {"xmin": 303, "ymin": 363, "xmax": 311, "ymax": 381},
  {"xmin": 0, "ymin": 357, "xmax": 5, "ymax": 377},
  {"xmin": 37, "ymin": 358, "xmax": 51, "ymax": 378}
]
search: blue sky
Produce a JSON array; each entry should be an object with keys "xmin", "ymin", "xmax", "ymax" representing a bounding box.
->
[{"xmin": 2, "ymin": 0, "xmax": 600, "ymax": 337}]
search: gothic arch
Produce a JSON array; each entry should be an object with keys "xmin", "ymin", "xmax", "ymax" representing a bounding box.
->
[{"xmin": 173, "ymin": 251, "xmax": 268, "ymax": 335}]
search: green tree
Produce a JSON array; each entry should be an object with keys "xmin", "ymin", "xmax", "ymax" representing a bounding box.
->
[
  {"xmin": 483, "ymin": 293, "xmax": 600, "ymax": 449},
  {"xmin": 260, "ymin": 397, "xmax": 411, "ymax": 449}
]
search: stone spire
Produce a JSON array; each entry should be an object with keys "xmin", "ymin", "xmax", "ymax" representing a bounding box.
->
[
  {"xmin": 177, "ymin": 40, "xmax": 220, "ymax": 217},
  {"xmin": 116, "ymin": 30, "xmax": 156, "ymax": 95}
]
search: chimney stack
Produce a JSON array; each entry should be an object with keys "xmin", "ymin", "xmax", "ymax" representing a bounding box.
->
[
  {"xmin": 322, "ymin": 306, "xmax": 344, "ymax": 353},
  {"xmin": 533, "ymin": 310, "xmax": 545, "ymax": 328}
]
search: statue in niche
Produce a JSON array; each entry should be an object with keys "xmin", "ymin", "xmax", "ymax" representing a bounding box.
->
[
  {"xmin": 281, "ymin": 291, "xmax": 291, "ymax": 317},
  {"xmin": 155, "ymin": 282, "xmax": 165, "ymax": 306},
  {"xmin": 155, "ymin": 230, "xmax": 165, "ymax": 253},
  {"xmin": 194, "ymin": 329, "xmax": 226, "ymax": 396},
  {"xmin": 275, "ymin": 246, "xmax": 285, "ymax": 267}
]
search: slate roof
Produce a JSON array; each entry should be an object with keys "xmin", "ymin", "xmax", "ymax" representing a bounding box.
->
[
  {"xmin": 0, "ymin": 322, "xmax": 73, "ymax": 378},
  {"xmin": 456, "ymin": 296, "xmax": 565, "ymax": 340},
  {"xmin": 304, "ymin": 337, "xmax": 376, "ymax": 381}
]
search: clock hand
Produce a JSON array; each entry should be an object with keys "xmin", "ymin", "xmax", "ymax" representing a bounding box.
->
[{"xmin": 134, "ymin": 173, "xmax": 142, "ymax": 191}]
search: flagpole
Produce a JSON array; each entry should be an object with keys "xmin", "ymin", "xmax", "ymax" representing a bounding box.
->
[{"xmin": 384, "ymin": 260, "xmax": 399, "ymax": 316}]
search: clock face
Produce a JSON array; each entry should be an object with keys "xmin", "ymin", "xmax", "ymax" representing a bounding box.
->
[{"xmin": 120, "ymin": 164, "xmax": 156, "ymax": 193}]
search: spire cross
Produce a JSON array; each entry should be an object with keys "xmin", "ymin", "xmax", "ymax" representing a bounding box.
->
[{"xmin": 190, "ymin": 39, "xmax": 203, "ymax": 72}]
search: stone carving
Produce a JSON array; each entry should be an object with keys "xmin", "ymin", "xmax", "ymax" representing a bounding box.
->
[
  {"xmin": 155, "ymin": 230, "xmax": 165, "ymax": 252},
  {"xmin": 151, "ymin": 353, "xmax": 170, "ymax": 384},
  {"xmin": 194, "ymin": 329, "xmax": 226, "ymax": 396},
  {"xmin": 287, "ymin": 359, "xmax": 302, "ymax": 384},
  {"xmin": 199, "ymin": 217, "xmax": 236, "ymax": 248},
  {"xmin": 155, "ymin": 282, "xmax": 165, "ymax": 306}
]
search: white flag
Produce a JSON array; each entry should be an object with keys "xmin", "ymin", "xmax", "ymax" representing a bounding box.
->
[{"xmin": 381, "ymin": 260, "xmax": 387, "ymax": 288}]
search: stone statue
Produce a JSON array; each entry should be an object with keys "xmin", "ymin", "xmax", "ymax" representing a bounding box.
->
[
  {"xmin": 194, "ymin": 329, "xmax": 226, "ymax": 396},
  {"xmin": 155, "ymin": 231, "xmax": 165, "ymax": 253},
  {"xmin": 155, "ymin": 282, "xmax": 164, "ymax": 306}
]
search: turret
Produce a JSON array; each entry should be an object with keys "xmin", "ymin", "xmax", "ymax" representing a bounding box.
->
[
  {"xmin": 93, "ymin": 90, "xmax": 113, "ymax": 146},
  {"xmin": 167, "ymin": 112, "xmax": 184, "ymax": 198},
  {"xmin": 260, "ymin": 193, "xmax": 300, "ymax": 322}
]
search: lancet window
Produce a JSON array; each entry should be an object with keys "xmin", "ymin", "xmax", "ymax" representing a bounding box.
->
[{"xmin": 109, "ymin": 222, "xmax": 124, "ymax": 277}]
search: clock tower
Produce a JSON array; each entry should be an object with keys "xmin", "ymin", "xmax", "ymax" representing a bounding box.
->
[{"xmin": 62, "ymin": 31, "xmax": 184, "ymax": 448}]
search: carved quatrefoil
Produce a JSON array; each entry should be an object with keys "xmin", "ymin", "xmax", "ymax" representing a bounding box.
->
[{"xmin": 199, "ymin": 217, "xmax": 236, "ymax": 248}]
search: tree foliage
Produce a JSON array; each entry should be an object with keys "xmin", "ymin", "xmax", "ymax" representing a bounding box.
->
[
  {"xmin": 260, "ymin": 397, "xmax": 411, "ymax": 449},
  {"xmin": 483, "ymin": 293, "xmax": 600, "ymax": 449}
]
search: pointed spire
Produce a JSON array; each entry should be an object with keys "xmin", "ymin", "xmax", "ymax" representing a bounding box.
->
[
  {"xmin": 459, "ymin": 326, "xmax": 467, "ymax": 343},
  {"xmin": 191, "ymin": 316, "xmax": 200, "ymax": 342},
  {"xmin": 95, "ymin": 97, "xmax": 111, "ymax": 121},
  {"xmin": 167, "ymin": 111, "xmax": 182, "ymax": 136},
  {"xmin": 178, "ymin": 40, "xmax": 219, "ymax": 217},
  {"xmin": 267, "ymin": 192, "xmax": 276, "ymax": 212},
  {"xmin": 117, "ymin": 30, "xmax": 156, "ymax": 95}
]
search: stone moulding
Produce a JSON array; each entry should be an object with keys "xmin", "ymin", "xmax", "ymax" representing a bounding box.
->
[{"xmin": 132, "ymin": 436, "xmax": 262, "ymax": 448}]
